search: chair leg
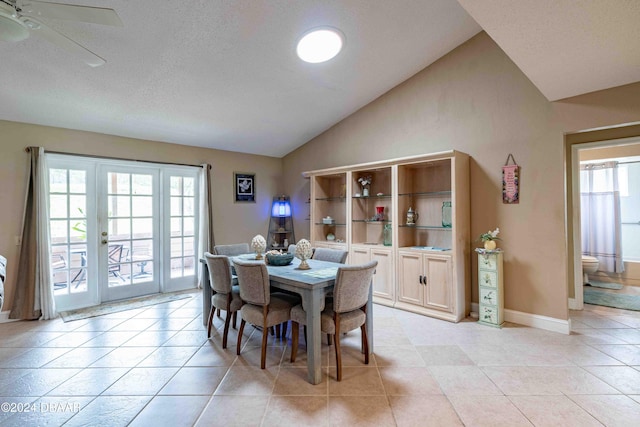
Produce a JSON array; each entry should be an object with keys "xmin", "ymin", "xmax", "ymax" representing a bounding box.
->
[
  {"xmin": 261, "ymin": 324, "xmax": 269, "ymax": 369},
  {"xmin": 232, "ymin": 311, "xmax": 237, "ymax": 329},
  {"xmin": 237, "ymin": 319, "xmax": 246, "ymax": 355},
  {"xmin": 327, "ymin": 334, "xmax": 332, "ymax": 346},
  {"xmin": 222, "ymin": 310, "xmax": 232, "ymax": 349},
  {"xmin": 282, "ymin": 321, "xmax": 288, "ymax": 339},
  {"xmin": 334, "ymin": 314, "xmax": 342, "ymax": 381},
  {"xmin": 360, "ymin": 323, "xmax": 369, "ymax": 365},
  {"xmin": 303, "ymin": 325, "xmax": 307, "ymax": 346},
  {"xmin": 291, "ymin": 321, "xmax": 299, "ymax": 362},
  {"xmin": 207, "ymin": 306, "xmax": 214, "ymax": 338},
  {"xmin": 275, "ymin": 324, "xmax": 281, "ymax": 338},
  {"xmin": 217, "ymin": 308, "xmax": 222, "ymax": 318}
]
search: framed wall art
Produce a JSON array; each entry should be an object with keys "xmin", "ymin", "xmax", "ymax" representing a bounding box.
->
[{"xmin": 234, "ymin": 172, "xmax": 255, "ymax": 202}]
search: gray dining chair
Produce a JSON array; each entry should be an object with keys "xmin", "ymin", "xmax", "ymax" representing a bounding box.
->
[
  {"xmin": 204, "ymin": 252, "xmax": 243, "ymax": 349},
  {"xmin": 287, "ymin": 244, "xmax": 297, "ymax": 254},
  {"xmin": 312, "ymin": 247, "xmax": 348, "ymax": 264},
  {"xmin": 290, "ymin": 260, "xmax": 377, "ymax": 381},
  {"xmin": 234, "ymin": 259, "xmax": 300, "ymax": 369},
  {"xmin": 213, "ymin": 243, "xmax": 250, "ymax": 256}
]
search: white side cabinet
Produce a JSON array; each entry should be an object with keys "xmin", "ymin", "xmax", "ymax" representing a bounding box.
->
[{"xmin": 476, "ymin": 249, "xmax": 504, "ymax": 327}]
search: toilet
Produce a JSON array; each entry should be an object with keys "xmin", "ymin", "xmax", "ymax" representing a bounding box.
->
[{"xmin": 582, "ymin": 255, "xmax": 599, "ymax": 285}]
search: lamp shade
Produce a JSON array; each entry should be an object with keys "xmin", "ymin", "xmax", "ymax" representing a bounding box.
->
[{"xmin": 271, "ymin": 196, "xmax": 291, "ymax": 217}]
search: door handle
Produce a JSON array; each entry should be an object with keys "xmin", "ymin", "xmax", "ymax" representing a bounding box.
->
[{"xmin": 101, "ymin": 239, "xmax": 108, "ymax": 245}]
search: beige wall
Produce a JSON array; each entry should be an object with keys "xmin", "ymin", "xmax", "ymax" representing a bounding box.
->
[
  {"xmin": 283, "ymin": 32, "xmax": 640, "ymax": 320},
  {"xmin": 0, "ymin": 120, "xmax": 283, "ymax": 311}
]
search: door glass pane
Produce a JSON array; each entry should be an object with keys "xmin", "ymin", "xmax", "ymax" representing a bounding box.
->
[
  {"xmin": 109, "ymin": 218, "xmax": 131, "ymax": 240},
  {"xmin": 50, "ymin": 220, "xmax": 68, "ymax": 243},
  {"xmin": 184, "ymin": 177, "xmax": 194, "ymax": 196},
  {"xmin": 132, "ymin": 174, "xmax": 152, "ymax": 195},
  {"xmin": 183, "ymin": 218, "xmax": 194, "ymax": 236},
  {"xmin": 171, "ymin": 258, "xmax": 183, "ymax": 278},
  {"xmin": 170, "ymin": 218, "xmax": 182, "ymax": 236},
  {"xmin": 69, "ymin": 170, "xmax": 86, "ymax": 193},
  {"xmin": 170, "ymin": 176, "xmax": 182, "ymax": 196},
  {"xmin": 171, "ymin": 237, "xmax": 182, "ymax": 257},
  {"xmin": 108, "ymin": 173, "xmax": 130, "ymax": 194},
  {"xmin": 171, "ymin": 197, "xmax": 182, "ymax": 216},
  {"xmin": 109, "ymin": 195, "xmax": 131, "ymax": 217},
  {"xmin": 50, "ymin": 195, "xmax": 67, "ymax": 218},
  {"xmin": 132, "ymin": 196, "xmax": 153, "ymax": 217},
  {"xmin": 132, "ymin": 218, "xmax": 153, "ymax": 238},
  {"xmin": 183, "ymin": 198, "xmax": 194, "ymax": 216},
  {"xmin": 69, "ymin": 195, "xmax": 86, "ymax": 219},
  {"xmin": 183, "ymin": 236, "xmax": 195, "ymax": 256},
  {"xmin": 50, "ymin": 169, "xmax": 67, "ymax": 193}
]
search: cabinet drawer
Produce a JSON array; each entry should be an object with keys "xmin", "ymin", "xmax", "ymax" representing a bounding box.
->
[
  {"xmin": 480, "ymin": 287, "xmax": 499, "ymax": 307},
  {"xmin": 479, "ymin": 305, "xmax": 498, "ymax": 324},
  {"xmin": 478, "ymin": 254, "xmax": 498, "ymax": 271},
  {"xmin": 478, "ymin": 271, "xmax": 497, "ymax": 289}
]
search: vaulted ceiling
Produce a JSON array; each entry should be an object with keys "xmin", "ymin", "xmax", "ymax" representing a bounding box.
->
[{"xmin": 1, "ymin": 1, "xmax": 638, "ymax": 157}]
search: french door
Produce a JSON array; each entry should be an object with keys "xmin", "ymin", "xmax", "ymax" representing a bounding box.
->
[
  {"xmin": 49, "ymin": 156, "xmax": 199, "ymax": 311},
  {"xmin": 99, "ymin": 165, "xmax": 160, "ymax": 302}
]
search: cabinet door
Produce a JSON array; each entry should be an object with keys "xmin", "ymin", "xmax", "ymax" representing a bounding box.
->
[
  {"xmin": 350, "ymin": 246, "xmax": 370, "ymax": 265},
  {"xmin": 371, "ymin": 247, "xmax": 393, "ymax": 300},
  {"xmin": 424, "ymin": 255, "xmax": 452, "ymax": 313},
  {"xmin": 397, "ymin": 251, "xmax": 423, "ymax": 305}
]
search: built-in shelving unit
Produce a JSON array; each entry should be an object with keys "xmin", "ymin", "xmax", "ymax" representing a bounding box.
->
[{"xmin": 303, "ymin": 150, "xmax": 470, "ymax": 322}]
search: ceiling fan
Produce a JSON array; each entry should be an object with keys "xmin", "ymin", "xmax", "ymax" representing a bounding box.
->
[{"xmin": 0, "ymin": 0, "xmax": 122, "ymax": 66}]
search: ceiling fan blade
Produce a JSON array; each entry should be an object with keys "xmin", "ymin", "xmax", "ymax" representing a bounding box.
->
[
  {"xmin": 20, "ymin": 1, "xmax": 123, "ymax": 26},
  {"xmin": 24, "ymin": 17, "xmax": 106, "ymax": 66}
]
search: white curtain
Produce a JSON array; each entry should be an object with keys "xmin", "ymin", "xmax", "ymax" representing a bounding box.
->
[
  {"xmin": 37, "ymin": 149, "xmax": 56, "ymax": 319},
  {"xmin": 580, "ymin": 161, "xmax": 625, "ymax": 273},
  {"xmin": 197, "ymin": 164, "xmax": 214, "ymax": 288}
]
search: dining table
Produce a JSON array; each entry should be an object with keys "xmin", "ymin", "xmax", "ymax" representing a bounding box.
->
[{"xmin": 200, "ymin": 254, "xmax": 374, "ymax": 385}]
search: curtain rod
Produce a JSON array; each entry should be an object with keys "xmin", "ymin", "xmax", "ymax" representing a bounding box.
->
[
  {"xmin": 25, "ymin": 147, "xmax": 209, "ymax": 169},
  {"xmin": 618, "ymin": 160, "xmax": 640, "ymax": 165}
]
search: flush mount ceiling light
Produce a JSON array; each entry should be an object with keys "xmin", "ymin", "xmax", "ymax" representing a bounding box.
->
[
  {"xmin": 296, "ymin": 27, "xmax": 344, "ymax": 63},
  {"xmin": 0, "ymin": 2, "xmax": 29, "ymax": 42}
]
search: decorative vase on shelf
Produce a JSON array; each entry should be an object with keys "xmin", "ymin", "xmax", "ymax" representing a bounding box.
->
[
  {"xmin": 251, "ymin": 234, "xmax": 267, "ymax": 259},
  {"xmin": 383, "ymin": 223, "xmax": 392, "ymax": 246},
  {"xmin": 295, "ymin": 239, "xmax": 313, "ymax": 270},
  {"xmin": 363, "ymin": 188, "xmax": 369, "ymax": 197},
  {"xmin": 484, "ymin": 240, "xmax": 497, "ymax": 251},
  {"xmin": 441, "ymin": 201, "xmax": 452, "ymax": 228}
]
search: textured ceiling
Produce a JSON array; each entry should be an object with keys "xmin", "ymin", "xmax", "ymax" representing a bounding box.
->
[
  {"xmin": 0, "ymin": 1, "xmax": 638, "ymax": 157},
  {"xmin": 457, "ymin": 0, "xmax": 640, "ymax": 101}
]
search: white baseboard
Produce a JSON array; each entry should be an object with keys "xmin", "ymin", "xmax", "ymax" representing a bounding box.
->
[
  {"xmin": 0, "ymin": 310, "xmax": 18, "ymax": 323},
  {"xmin": 471, "ymin": 303, "xmax": 571, "ymax": 335}
]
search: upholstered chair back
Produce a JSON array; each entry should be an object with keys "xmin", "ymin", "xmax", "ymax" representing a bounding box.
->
[
  {"xmin": 213, "ymin": 243, "xmax": 250, "ymax": 256},
  {"xmin": 312, "ymin": 247, "xmax": 348, "ymax": 264},
  {"xmin": 333, "ymin": 260, "xmax": 377, "ymax": 313},
  {"xmin": 233, "ymin": 259, "xmax": 270, "ymax": 306},
  {"xmin": 203, "ymin": 253, "xmax": 233, "ymax": 294}
]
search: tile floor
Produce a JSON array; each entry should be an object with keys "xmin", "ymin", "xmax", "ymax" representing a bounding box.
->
[{"xmin": 1, "ymin": 291, "xmax": 640, "ymax": 426}]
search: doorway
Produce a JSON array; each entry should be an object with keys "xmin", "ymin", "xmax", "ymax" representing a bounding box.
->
[
  {"xmin": 569, "ymin": 135, "xmax": 640, "ymax": 310},
  {"xmin": 49, "ymin": 155, "xmax": 199, "ymax": 311}
]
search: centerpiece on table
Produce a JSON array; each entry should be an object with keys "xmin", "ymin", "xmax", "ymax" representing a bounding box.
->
[
  {"xmin": 294, "ymin": 239, "xmax": 313, "ymax": 270},
  {"xmin": 251, "ymin": 234, "xmax": 267, "ymax": 259},
  {"xmin": 265, "ymin": 250, "xmax": 294, "ymax": 266}
]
